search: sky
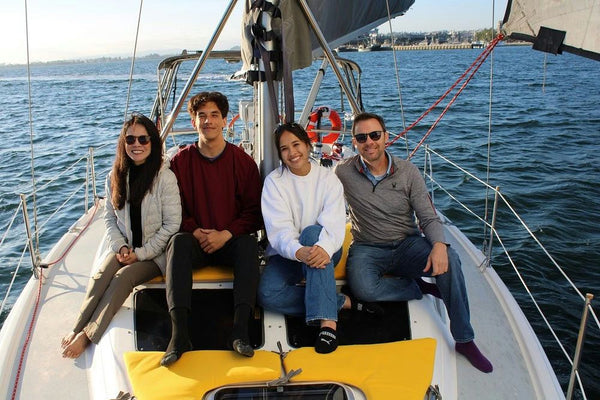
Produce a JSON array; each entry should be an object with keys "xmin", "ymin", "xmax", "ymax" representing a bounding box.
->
[{"xmin": 1, "ymin": 0, "xmax": 507, "ymax": 65}]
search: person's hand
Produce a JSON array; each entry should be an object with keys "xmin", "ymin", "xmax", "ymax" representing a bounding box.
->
[
  {"xmin": 423, "ymin": 242, "xmax": 448, "ymax": 276},
  {"xmin": 296, "ymin": 245, "xmax": 330, "ymax": 268},
  {"xmin": 116, "ymin": 246, "xmax": 138, "ymax": 265},
  {"xmin": 195, "ymin": 228, "xmax": 232, "ymax": 254}
]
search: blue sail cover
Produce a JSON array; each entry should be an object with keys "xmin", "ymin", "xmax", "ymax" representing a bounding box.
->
[{"xmin": 502, "ymin": 0, "xmax": 600, "ymax": 61}]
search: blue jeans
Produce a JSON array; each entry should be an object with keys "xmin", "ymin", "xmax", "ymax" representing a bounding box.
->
[
  {"xmin": 347, "ymin": 235, "xmax": 474, "ymax": 342},
  {"xmin": 258, "ymin": 225, "xmax": 345, "ymax": 325}
]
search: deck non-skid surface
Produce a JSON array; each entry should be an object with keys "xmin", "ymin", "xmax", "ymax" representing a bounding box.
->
[
  {"xmin": 12, "ymin": 212, "xmax": 106, "ymax": 399},
  {"xmin": 445, "ymin": 225, "xmax": 544, "ymax": 399}
]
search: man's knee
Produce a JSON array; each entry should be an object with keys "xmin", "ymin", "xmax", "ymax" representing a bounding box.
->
[
  {"xmin": 231, "ymin": 234, "xmax": 258, "ymax": 256},
  {"xmin": 346, "ymin": 267, "xmax": 380, "ymax": 302},
  {"xmin": 447, "ymin": 247, "xmax": 461, "ymax": 268},
  {"xmin": 167, "ymin": 232, "xmax": 195, "ymax": 254}
]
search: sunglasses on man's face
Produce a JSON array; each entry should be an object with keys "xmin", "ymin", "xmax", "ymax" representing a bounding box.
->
[
  {"xmin": 125, "ymin": 135, "xmax": 151, "ymax": 145},
  {"xmin": 354, "ymin": 130, "xmax": 383, "ymax": 144}
]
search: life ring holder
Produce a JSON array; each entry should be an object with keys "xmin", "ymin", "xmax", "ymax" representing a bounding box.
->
[{"xmin": 306, "ymin": 106, "xmax": 342, "ymax": 144}]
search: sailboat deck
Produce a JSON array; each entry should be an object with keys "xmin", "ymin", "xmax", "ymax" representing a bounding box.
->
[
  {"xmin": 0, "ymin": 202, "xmax": 563, "ymax": 399},
  {"xmin": 2, "ymin": 208, "xmax": 106, "ymax": 399}
]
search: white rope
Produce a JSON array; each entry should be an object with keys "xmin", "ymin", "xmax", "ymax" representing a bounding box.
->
[{"xmin": 123, "ymin": 0, "xmax": 145, "ymax": 120}]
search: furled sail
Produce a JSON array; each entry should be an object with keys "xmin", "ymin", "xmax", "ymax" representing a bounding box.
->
[
  {"xmin": 502, "ymin": 0, "xmax": 600, "ymax": 61},
  {"xmin": 241, "ymin": 0, "xmax": 414, "ymax": 80}
]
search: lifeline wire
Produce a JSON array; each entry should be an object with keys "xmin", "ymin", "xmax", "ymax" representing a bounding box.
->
[
  {"xmin": 483, "ymin": 0, "xmax": 497, "ymax": 247},
  {"xmin": 24, "ymin": 0, "xmax": 39, "ymax": 257},
  {"xmin": 384, "ymin": 0, "xmax": 410, "ymax": 157}
]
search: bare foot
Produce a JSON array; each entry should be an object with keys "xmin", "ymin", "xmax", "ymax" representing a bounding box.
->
[
  {"xmin": 61, "ymin": 332, "xmax": 77, "ymax": 349},
  {"xmin": 61, "ymin": 331, "xmax": 91, "ymax": 359}
]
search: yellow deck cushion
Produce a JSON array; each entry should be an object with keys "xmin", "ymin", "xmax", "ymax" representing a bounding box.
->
[
  {"xmin": 285, "ymin": 338, "xmax": 436, "ymax": 400},
  {"xmin": 147, "ymin": 223, "xmax": 353, "ymax": 284},
  {"xmin": 333, "ymin": 223, "xmax": 352, "ymax": 280},
  {"xmin": 123, "ymin": 350, "xmax": 280, "ymax": 400},
  {"xmin": 147, "ymin": 265, "xmax": 235, "ymax": 283},
  {"xmin": 124, "ymin": 338, "xmax": 435, "ymax": 400}
]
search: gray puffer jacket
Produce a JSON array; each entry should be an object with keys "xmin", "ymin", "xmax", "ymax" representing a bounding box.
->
[{"xmin": 104, "ymin": 162, "xmax": 181, "ymax": 275}]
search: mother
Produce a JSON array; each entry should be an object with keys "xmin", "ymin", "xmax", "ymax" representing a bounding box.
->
[{"xmin": 61, "ymin": 113, "xmax": 181, "ymax": 358}]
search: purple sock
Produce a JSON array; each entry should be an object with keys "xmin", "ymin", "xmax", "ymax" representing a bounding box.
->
[
  {"xmin": 416, "ymin": 278, "xmax": 442, "ymax": 299},
  {"xmin": 455, "ymin": 341, "xmax": 493, "ymax": 373}
]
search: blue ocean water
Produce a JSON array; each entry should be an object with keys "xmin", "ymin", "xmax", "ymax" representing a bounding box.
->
[{"xmin": 0, "ymin": 45, "xmax": 599, "ymax": 397}]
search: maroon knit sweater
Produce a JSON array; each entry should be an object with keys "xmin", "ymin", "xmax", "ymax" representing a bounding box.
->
[{"xmin": 170, "ymin": 142, "xmax": 263, "ymax": 236}]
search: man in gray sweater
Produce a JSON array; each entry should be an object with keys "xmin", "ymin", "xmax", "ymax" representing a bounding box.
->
[{"xmin": 335, "ymin": 112, "xmax": 492, "ymax": 373}]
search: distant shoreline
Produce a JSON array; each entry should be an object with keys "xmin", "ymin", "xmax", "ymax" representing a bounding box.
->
[
  {"xmin": 392, "ymin": 41, "xmax": 530, "ymax": 51},
  {"xmin": 1, "ymin": 42, "xmax": 532, "ymax": 68}
]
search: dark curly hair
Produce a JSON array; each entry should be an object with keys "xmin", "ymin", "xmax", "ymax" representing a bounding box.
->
[{"xmin": 187, "ymin": 91, "xmax": 229, "ymax": 119}]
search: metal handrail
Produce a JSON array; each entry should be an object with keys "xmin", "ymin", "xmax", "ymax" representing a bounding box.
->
[
  {"xmin": 0, "ymin": 146, "xmax": 104, "ymax": 314},
  {"xmin": 421, "ymin": 145, "xmax": 598, "ymax": 398}
]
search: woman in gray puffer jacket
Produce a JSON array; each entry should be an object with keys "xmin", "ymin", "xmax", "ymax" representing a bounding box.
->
[{"xmin": 61, "ymin": 113, "xmax": 181, "ymax": 359}]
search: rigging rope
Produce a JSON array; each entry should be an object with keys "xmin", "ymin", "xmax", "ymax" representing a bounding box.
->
[
  {"xmin": 385, "ymin": 34, "xmax": 504, "ymax": 158},
  {"xmin": 123, "ymin": 0, "xmax": 145, "ymax": 120}
]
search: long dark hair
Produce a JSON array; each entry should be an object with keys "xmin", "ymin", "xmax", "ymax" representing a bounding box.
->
[{"xmin": 110, "ymin": 114, "xmax": 163, "ymax": 209}]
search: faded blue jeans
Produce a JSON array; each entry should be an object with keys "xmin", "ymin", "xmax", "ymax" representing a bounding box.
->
[
  {"xmin": 347, "ymin": 235, "xmax": 474, "ymax": 342},
  {"xmin": 258, "ymin": 225, "xmax": 345, "ymax": 325}
]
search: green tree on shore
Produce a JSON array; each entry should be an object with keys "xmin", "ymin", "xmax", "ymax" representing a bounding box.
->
[{"xmin": 475, "ymin": 28, "xmax": 495, "ymax": 42}]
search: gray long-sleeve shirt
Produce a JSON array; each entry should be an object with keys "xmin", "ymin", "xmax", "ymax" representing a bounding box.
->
[{"xmin": 335, "ymin": 153, "xmax": 445, "ymax": 245}]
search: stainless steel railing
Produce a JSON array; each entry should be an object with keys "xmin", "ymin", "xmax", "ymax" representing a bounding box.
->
[{"xmin": 421, "ymin": 144, "xmax": 598, "ymax": 399}]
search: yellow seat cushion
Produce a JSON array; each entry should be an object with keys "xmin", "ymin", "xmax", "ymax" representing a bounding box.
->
[
  {"xmin": 147, "ymin": 224, "xmax": 353, "ymax": 284},
  {"xmin": 148, "ymin": 265, "xmax": 235, "ymax": 283},
  {"xmin": 123, "ymin": 350, "xmax": 281, "ymax": 400},
  {"xmin": 333, "ymin": 223, "xmax": 352, "ymax": 280},
  {"xmin": 124, "ymin": 338, "xmax": 435, "ymax": 400},
  {"xmin": 285, "ymin": 338, "xmax": 436, "ymax": 399}
]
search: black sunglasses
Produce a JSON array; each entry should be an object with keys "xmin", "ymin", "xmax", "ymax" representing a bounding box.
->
[
  {"xmin": 125, "ymin": 135, "xmax": 151, "ymax": 145},
  {"xmin": 354, "ymin": 130, "xmax": 383, "ymax": 143}
]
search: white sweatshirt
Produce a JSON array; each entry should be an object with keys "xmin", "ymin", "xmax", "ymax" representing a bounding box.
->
[{"xmin": 261, "ymin": 160, "xmax": 346, "ymax": 260}]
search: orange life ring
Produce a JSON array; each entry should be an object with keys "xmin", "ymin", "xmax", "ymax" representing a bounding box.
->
[
  {"xmin": 228, "ymin": 114, "xmax": 240, "ymax": 129},
  {"xmin": 306, "ymin": 106, "xmax": 342, "ymax": 144}
]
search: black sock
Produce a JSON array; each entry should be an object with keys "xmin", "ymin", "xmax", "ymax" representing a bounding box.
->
[
  {"xmin": 164, "ymin": 307, "xmax": 191, "ymax": 355},
  {"xmin": 315, "ymin": 327, "xmax": 338, "ymax": 354},
  {"xmin": 351, "ymin": 298, "xmax": 385, "ymax": 317}
]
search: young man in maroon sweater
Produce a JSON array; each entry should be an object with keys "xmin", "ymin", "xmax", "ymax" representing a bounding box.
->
[{"xmin": 160, "ymin": 92, "xmax": 263, "ymax": 367}]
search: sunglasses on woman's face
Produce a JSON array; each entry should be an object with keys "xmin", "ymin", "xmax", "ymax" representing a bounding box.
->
[
  {"xmin": 354, "ymin": 130, "xmax": 383, "ymax": 144},
  {"xmin": 125, "ymin": 135, "xmax": 151, "ymax": 145}
]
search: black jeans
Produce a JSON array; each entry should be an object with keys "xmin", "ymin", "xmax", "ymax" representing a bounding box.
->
[{"xmin": 165, "ymin": 232, "xmax": 259, "ymax": 312}]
